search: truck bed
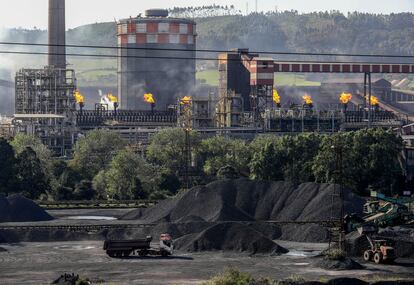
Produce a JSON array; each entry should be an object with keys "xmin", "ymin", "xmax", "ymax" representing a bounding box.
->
[{"xmin": 103, "ymin": 238, "xmax": 151, "ymax": 250}]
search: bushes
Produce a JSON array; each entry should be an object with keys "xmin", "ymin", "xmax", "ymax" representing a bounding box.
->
[
  {"xmin": 201, "ymin": 268, "xmax": 253, "ymax": 285},
  {"xmin": 322, "ymin": 248, "xmax": 346, "ymax": 260}
]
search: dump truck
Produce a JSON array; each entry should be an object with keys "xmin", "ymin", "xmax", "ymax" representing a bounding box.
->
[{"xmin": 103, "ymin": 234, "xmax": 173, "ymax": 258}]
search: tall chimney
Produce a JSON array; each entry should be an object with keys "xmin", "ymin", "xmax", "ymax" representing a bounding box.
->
[{"xmin": 48, "ymin": 0, "xmax": 66, "ymax": 68}]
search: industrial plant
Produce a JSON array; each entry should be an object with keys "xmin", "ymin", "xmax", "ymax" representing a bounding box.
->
[
  {"xmin": 1, "ymin": 2, "xmax": 414, "ymax": 284},
  {"xmin": 3, "ymin": 0, "xmax": 414, "ymax": 158}
]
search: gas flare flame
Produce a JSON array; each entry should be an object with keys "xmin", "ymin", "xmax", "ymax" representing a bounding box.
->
[
  {"xmin": 368, "ymin": 95, "xmax": 379, "ymax": 106},
  {"xmin": 339, "ymin": 92, "xmax": 352, "ymax": 104},
  {"xmin": 303, "ymin": 94, "xmax": 313, "ymax": 106},
  {"xmin": 273, "ymin": 89, "xmax": 281, "ymax": 104},
  {"xmin": 144, "ymin": 93, "xmax": 155, "ymax": 104},
  {"xmin": 180, "ymin": 96, "xmax": 192, "ymax": 105},
  {"xmin": 108, "ymin": 93, "xmax": 118, "ymax": 103},
  {"xmin": 73, "ymin": 91, "xmax": 84, "ymax": 104}
]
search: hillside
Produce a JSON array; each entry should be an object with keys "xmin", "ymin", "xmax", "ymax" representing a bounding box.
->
[
  {"xmin": 0, "ymin": 11, "xmax": 413, "ymax": 114},
  {"xmin": 1, "ymin": 11, "xmax": 413, "ymax": 71}
]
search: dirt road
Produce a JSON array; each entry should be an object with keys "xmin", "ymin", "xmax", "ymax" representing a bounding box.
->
[{"xmin": 0, "ymin": 241, "xmax": 413, "ymax": 285}]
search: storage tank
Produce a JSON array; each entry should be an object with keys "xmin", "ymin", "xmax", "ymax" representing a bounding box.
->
[{"xmin": 117, "ymin": 9, "xmax": 196, "ymax": 110}]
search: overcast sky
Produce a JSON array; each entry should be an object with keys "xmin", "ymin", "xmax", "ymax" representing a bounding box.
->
[{"xmin": 0, "ymin": 0, "xmax": 413, "ymax": 29}]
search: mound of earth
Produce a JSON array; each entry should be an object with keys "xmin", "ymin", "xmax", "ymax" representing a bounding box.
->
[
  {"xmin": 314, "ymin": 256, "xmax": 364, "ymax": 270},
  {"xmin": 122, "ymin": 179, "xmax": 364, "ymax": 242},
  {"xmin": 0, "ymin": 194, "xmax": 53, "ymax": 223},
  {"xmin": 123, "ymin": 179, "xmax": 364, "ymax": 223},
  {"xmin": 174, "ymin": 222, "xmax": 288, "ymax": 255}
]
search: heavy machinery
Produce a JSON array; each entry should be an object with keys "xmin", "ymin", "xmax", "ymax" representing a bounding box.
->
[
  {"xmin": 103, "ymin": 234, "xmax": 173, "ymax": 258},
  {"xmin": 358, "ymin": 225, "xmax": 396, "ymax": 264},
  {"xmin": 363, "ymin": 193, "xmax": 414, "ymax": 227},
  {"xmin": 345, "ymin": 192, "xmax": 414, "ymax": 233}
]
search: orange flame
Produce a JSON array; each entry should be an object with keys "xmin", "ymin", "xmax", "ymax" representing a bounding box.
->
[
  {"xmin": 73, "ymin": 91, "xmax": 84, "ymax": 104},
  {"xmin": 180, "ymin": 96, "xmax": 192, "ymax": 105},
  {"xmin": 339, "ymin": 92, "xmax": 352, "ymax": 104},
  {"xmin": 368, "ymin": 95, "xmax": 379, "ymax": 106},
  {"xmin": 273, "ymin": 89, "xmax": 281, "ymax": 104},
  {"xmin": 144, "ymin": 93, "xmax": 155, "ymax": 104},
  {"xmin": 303, "ymin": 94, "xmax": 313, "ymax": 105},
  {"xmin": 108, "ymin": 93, "xmax": 118, "ymax": 103}
]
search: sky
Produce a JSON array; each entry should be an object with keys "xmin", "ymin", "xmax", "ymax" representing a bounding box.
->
[{"xmin": 0, "ymin": 0, "xmax": 413, "ymax": 29}]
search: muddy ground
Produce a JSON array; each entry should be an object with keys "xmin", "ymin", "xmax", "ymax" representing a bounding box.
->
[{"xmin": 0, "ymin": 240, "xmax": 413, "ymax": 285}]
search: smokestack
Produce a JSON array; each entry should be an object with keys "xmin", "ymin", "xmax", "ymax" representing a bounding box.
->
[{"xmin": 48, "ymin": 0, "xmax": 66, "ymax": 68}]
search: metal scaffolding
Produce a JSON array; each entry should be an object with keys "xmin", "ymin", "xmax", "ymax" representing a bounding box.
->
[{"xmin": 14, "ymin": 67, "xmax": 77, "ymax": 156}]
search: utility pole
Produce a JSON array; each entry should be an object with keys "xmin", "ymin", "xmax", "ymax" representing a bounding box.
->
[
  {"xmin": 179, "ymin": 96, "xmax": 193, "ymax": 189},
  {"xmin": 255, "ymin": 0, "xmax": 258, "ymax": 13},
  {"xmin": 364, "ymin": 72, "xmax": 372, "ymax": 128},
  {"xmin": 329, "ymin": 143, "xmax": 346, "ymax": 252}
]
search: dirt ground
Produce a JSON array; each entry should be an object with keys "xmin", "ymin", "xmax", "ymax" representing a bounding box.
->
[{"xmin": 0, "ymin": 240, "xmax": 413, "ymax": 285}]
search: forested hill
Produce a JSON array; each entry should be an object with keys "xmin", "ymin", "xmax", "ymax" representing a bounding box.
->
[{"xmin": 2, "ymin": 11, "xmax": 414, "ymax": 55}]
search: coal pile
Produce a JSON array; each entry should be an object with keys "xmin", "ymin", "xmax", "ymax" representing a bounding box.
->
[
  {"xmin": 122, "ymin": 179, "xmax": 364, "ymax": 223},
  {"xmin": 122, "ymin": 179, "xmax": 364, "ymax": 242},
  {"xmin": 0, "ymin": 194, "xmax": 53, "ymax": 223},
  {"xmin": 174, "ymin": 222, "xmax": 288, "ymax": 255},
  {"xmin": 313, "ymin": 257, "xmax": 364, "ymax": 271}
]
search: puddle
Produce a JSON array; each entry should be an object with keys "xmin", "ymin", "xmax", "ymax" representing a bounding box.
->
[
  {"xmin": 284, "ymin": 250, "xmax": 321, "ymax": 257},
  {"xmin": 65, "ymin": 216, "xmax": 117, "ymax": 221}
]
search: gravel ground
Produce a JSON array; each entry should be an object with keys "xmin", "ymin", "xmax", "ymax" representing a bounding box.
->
[{"xmin": 0, "ymin": 241, "xmax": 413, "ymax": 285}]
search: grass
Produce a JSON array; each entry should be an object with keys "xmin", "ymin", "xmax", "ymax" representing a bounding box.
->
[
  {"xmin": 201, "ymin": 268, "xmax": 252, "ymax": 285},
  {"xmin": 197, "ymin": 70, "xmax": 220, "ymax": 86},
  {"xmin": 322, "ymin": 248, "xmax": 346, "ymax": 260},
  {"xmin": 196, "ymin": 70, "xmax": 320, "ymax": 87},
  {"xmin": 274, "ymin": 73, "xmax": 320, "ymax": 87}
]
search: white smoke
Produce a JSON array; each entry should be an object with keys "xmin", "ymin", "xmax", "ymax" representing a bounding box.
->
[{"xmin": 98, "ymin": 89, "xmax": 116, "ymax": 110}]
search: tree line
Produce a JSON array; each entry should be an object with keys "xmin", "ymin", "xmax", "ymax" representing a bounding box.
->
[{"xmin": 0, "ymin": 128, "xmax": 405, "ymax": 201}]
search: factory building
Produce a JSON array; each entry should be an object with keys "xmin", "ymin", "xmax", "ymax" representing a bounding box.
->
[
  {"xmin": 218, "ymin": 49, "xmax": 275, "ymax": 127},
  {"xmin": 117, "ymin": 9, "xmax": 197, "ymax": 111},
  {"xmin": 13, "ymin": 0, "xmax": 78, "ymax": 156}
]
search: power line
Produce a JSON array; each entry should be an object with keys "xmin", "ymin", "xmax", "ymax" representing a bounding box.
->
[
  {"xmin": 1, "ymin": 49, "xmax": 414, "ymax": 65},
  {"xmin": 0, "ymin": 41, "xmax": 414, "ymax": 59}
]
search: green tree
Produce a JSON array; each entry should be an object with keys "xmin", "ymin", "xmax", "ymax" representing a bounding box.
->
[
  {"xmin": 0, "ymin": 138, "xmax": 16, "ymax": 195},
  {"xmin": 278, "ymin": 133, "xmax": 322, "ymax": 183},
  {"xmin": 249, "ymin": 134, "xmax": 321, "ymax": 183},
  {"xmin": 15, "ymin": 147, "xmax": 50, "ymax": 199},
  {"xmin": 198, "ymin": 136, "xmax": 250, "ymax": 176},
  {"xmin": 250, "ymin": 142, "xmax": 284, "ymax": 181},
  {"xmin": 147, "ymin": 128, "xmax": 200, "ymax": 174},
  {"xmin": 92, "ymin": 170, "xmax": 108, "ymax": 199},
  {"xmin": 106, "ymin": 149, "xmax": 159, "ymax": 200},
  {"xmin": 313, "ymin": 129, "xmax": 403, "ymax": 195},
  {"xmin": 158, "ymin": 171, "xmax": 181, "ymax": 194},
  {"xmin": 73, "ymin": 180, "xmax": 95, "ymax": 200},
  {"xmin": 72, "ymin": 130, "xmax": 126, "ymax": 179},
  {"xmin": 11, "ymin": 134, "xmax": 55, "ymax": 189}
]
